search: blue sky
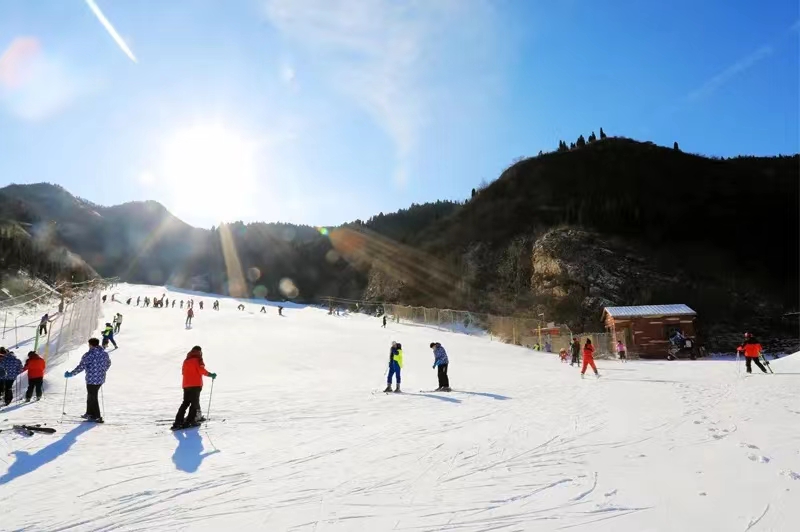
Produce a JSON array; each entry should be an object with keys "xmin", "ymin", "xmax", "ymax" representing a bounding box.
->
[{"xmin": 0, "ymin": 0, "xmax": 797, "ymax": 228}]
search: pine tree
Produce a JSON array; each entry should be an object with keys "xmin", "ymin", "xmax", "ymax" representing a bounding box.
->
[
  {"xmin": 570, "ymin": 142, "xmax": 576, "ymax": 150},
  {"xmin": 588, "ymin": 132, "xmax": 597, "ymax": 143},
  {"xmin": 673, "ymin": 141, "xmax": 680, "ymax": 151},
  {"xmin": 599, "ymin": 127, "xmax": 607, "ymax": 140},
  {"xmin": 576, "ymin": 135, "xmax": 586, "ymax": 148},
  {"xmin": 471, "ymin": 188, "xmax": 477, "ymax": 198}
]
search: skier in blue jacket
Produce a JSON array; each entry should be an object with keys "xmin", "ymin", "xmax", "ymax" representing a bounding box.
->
[
  {"xmin": 430, "ymin": 342, "xmax": 451, "ymax": 392},
  {"xmin": 65, "ymin": 338, "xmax": 111, "ymax": 422},
  {"xmin": 0, "ymin": 347, "xmax": 23, "ymax": 405}
]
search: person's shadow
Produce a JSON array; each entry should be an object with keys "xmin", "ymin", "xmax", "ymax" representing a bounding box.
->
[
  {"xmin": 0, "ymin": 423, "xmax": 94, "ymax": 485},
  {"xmin": 172, "ymin": 429, "xmax": 220, "ymax": 473}
]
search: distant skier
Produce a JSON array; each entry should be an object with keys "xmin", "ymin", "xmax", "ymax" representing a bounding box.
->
[
  {"xmin": 0, "ymin": 347, "xmax": 23, "ymax": 406},
  {"xmin": 165, "ymin": 297, "xmax": 169, "ymax": 307},
  {"xmin": 382, "ymin": 315, "xmax": 387, "ymax": 328},
  {"xmin": 21, "ymin": 351, "xmax": 45, "ymax": 402},
  {"xmin": 260, "ymin": 306, "xmax": 266, "ymax": 313},
  {"xmin": 544, "ymin": 340, "xmax": 552, "ymax": 353},
  {"xmin": 743, "ymin": 333, "xmax": 768, "ymax": 374},
  {"xmin": 199, "ymin": 301, "xmax": 203, "ymax": 310},
  {"xmin": 126, "ymin": 297, "xmax": 132, "ymax": 305},
  {"xmin": 180, "ymin": 300, "xmax": 184, "ymax": 309},
  {"xmin": 383, "ymin": 341, "xmax": 403, "ymax": 393},
  {"xmin": 101, "ymin": 322, "xmax": 118, "ymax": 349},
  {"xmin": 581, "ymin": 338, "xmax": 599, "ymax": 378},
  {"xmin": 616, "ymin": 339, "xmax": 627, "ymax": 362},
  {"xmin": 172, "ymin": 300, "xmax": 176, "ymax": 308},
  {"xmin": 430, "ymin": 342, "xmax": 451, "ymax": 391},
  {"xmin": 137, "ymin": 296, "xmax": 141, "ymax": 306},
  {"xmin": 39, "ymin": 313, "xmax": 49, "ymax": 335},
  {"xmin": 65, "ymin": 338, "xmax": 111, "ymax": 423},
  {"xmin": 114, "ymin": 313, "xmax": 123, "ymax": 333},
  {"xmin": 278, "ymin": 306, "xmax": 283, "ymax": 316},
  {"xmin": 570, "ymin": 337, "xmax": 581, "ymax": 366},
  {"xmin": 237, "ymin": 304, "xmax": 245, "ymax": 311},
  {"xmin": 214, "ymin": 300, "xmax": 220, "ymax": 311},
  {"xmin": 102, "ymin": 295, "xmax": 107, "ymax": 303},
  {"xmin": 186, "ymin": 307, "xmax": 194, "ymax": 327},
  {"xmin": 171, "ymin": 346, "xmax": 216, "ymax": 430}
]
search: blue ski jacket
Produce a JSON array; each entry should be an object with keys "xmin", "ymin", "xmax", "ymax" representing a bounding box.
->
[
  {"xmin": 0, "ymin": 352, "xmax": 23, "ymax": 381},
  {"xmin": 432, "ymin": 344, "xmax": 449, "ymax": 367},
  {"xmin": 68, "ymin": 346, "xmax": 111, "ymax": 385}
]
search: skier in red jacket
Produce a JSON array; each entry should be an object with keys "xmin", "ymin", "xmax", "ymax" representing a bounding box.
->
[
  {"xmin": 21, "ymin": 351, "xmax": 46, "ymax": 401},
  {"xmin": 172, "ymin": 346, "xmax": 216, "ymax": 430},
  {"xmin": 581, "ymin": 338, "xmax": 600, "ymax": 378}
]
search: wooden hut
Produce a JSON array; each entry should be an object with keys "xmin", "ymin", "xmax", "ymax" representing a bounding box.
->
[{"xmin": 603, "ymin": 304, "xmax": 697, "ymax": 357}]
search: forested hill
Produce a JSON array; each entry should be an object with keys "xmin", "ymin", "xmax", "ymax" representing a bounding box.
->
[{"xmin": 1, "ymin": 137, "xmax": 797, "ymax": 347}]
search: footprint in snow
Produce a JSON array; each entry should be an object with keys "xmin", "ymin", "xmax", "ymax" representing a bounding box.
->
[
  {"xmin": 748, "ymin": 454, "xmax": 770, "ymax": 464},
  {"xmin": 740, "ymin": 443, "xmax": 760, "ymax": 450},
  {"xmin": 604, "ymin": 489, "xmax": 617, "ymax": 497},
  {"xmin": 780, "ymin": 470, "xmax": 800, "ymax": 480}
]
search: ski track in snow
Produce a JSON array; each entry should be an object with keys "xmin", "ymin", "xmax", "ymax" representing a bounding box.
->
[{"xmin": 1, "ymin": 283, "xmax": 799, "ymax": 531}]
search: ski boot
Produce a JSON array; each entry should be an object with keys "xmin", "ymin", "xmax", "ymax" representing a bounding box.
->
[
  {"xmin": 383, "ymin": 385, "xmax": 392, "ymax": 393},
  {"xmin": 442, "ymin": 387, "xmax": 452, "ymax": 392},
  {"xmin": 394, "ymin": 385, "xmax": 402, "ymax": 393}
]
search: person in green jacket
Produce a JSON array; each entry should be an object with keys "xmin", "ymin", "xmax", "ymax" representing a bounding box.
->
[{"xmin": 383, "ymin": 341, "xmax": 403, "ymax": 393}]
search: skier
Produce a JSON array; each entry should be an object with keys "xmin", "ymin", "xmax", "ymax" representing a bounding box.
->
[
  {"xmin": 559, "ymin": 348, "xmax": 569, "ymax": 362},
  {"xmin": 237, "ymin": 304, "xmax": 245, "ymax": 311},
  {"xmin": 186, "ymin": 307, "xmax": 194, "ymax": 327},
  {"xmin": 199, "ymin": 301, "xmax": 203, "ymax": 310},
  {"xmin": 165, "ymin": 297, "xmax": 169, "ymax": 307},
  {"xmin": 278, "ymin": 306, "xmax": 283, "ymax": 316},
  {"xmin": 137, "ymin": 296, "xmax": 141, "ymax": 306},
  {"xmin": 260, "ymin": 306, "xmax": 266, "ymax": 313},
  {"xmin": 545, "ymin": 340, "xmax": 552, "ymax": 353},
  {"xmin": 101, "ymin": 322, "xmax": 118, "ymax": 349},
  {"xmin": 21, "ymin": 351, "xmax": 45, "ymax": 402},
  {"xmin": 581, "ymin": 338, "xmax": 599, "ymax": 378},
  {"xmin": 180, "ymin": 300, "xmax": 184, "ymax": 309},
  {"xmin": 743, "ymin": 333, "xmax": 768, "ymax": 374},
  {"xmin": 172, "ymin": 300, "xmax": 176, "ymax": 308},
  {"xmin": 38, "ymin": 313, "xmax": 49, "ymax": 336},
  {"xmin": 64, "ymin": 338, "xmax": 111, "ymax": 422},
  {"xmin": 430, "ymin": 342, "xmax": 451, "ymax": 391},
  {"xmin": 383, "ymin": 341, "xmax": 403, "ymax": 393},
  {"xmin": 0, "ymin": 347, "xmax": 23, "ymax": 406},
  {"xmin": 569, "ymin": 337, "xmax": 581, "ymax": 366},
  {"xmin": 126, "ymin": 297, "xmax": 132, "ymax": 305},
  {"xmin": 616, "ymin": 339, "xmax": 627, "ymax": 362},
  {"xmin": 114, "ymin": 313, "xmax": 123, "ymax": 333},
  {"xmin": 102, "ymin": 295, "xmax": 107, "ymax": 303},
  {"xmin": 171, "ymin": 346, "xmax": 216, "ymax": 430},
  {"xmin": 382, "ymin": 315, "xmax": 387, "ymax": 328}
]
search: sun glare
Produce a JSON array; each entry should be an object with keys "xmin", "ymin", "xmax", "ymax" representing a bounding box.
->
[{"xmin": 161, "ymin": 125, "xmax": 257, "ymax": 222}]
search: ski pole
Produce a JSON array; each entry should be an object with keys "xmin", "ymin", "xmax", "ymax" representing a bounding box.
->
[
  {"xmin": 206, "ymin": 379, "xmax": 214, "ymax": 423},
  {"xmin": 60, "ymin": 378, "xmax": 69, "ymax": 422}
]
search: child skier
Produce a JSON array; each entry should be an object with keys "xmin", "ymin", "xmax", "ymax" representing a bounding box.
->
[
  {"xmin": 383, "ymin": 341, "xmax": 403, "ymax": 393},
  {"xmin": 581, "ymin": 338, "xmax": 599, "ymax": 378},
  {"xmin": 743, "ymin": 333, "xmax": 768, "ymax": 374},
  {"xmin": 21, "ymin": 351, "xmax": 45, "ymax": 401},
  {"xmin": 186, "ymin": 307, "xmax": 194, "ymax": 327},
  {"xmin": 570, "ymin": 337, "xmax": 581, "ymax": 366},
  {"xmin": 64, "ymin": 338, "xmax": 111, "ymax": 422},
  {"xmin": 0, "ymin": 347, "xmax": 23, "ymax": 405},
  {"xmin": 616, "ymin": 339, "xmax": 627, "ymax": 362},
  {"xmin": 430, "ymin": 342, "xmax": 451, "ymax": 391},
  {"xmin": 172, "ymin": 346, "xmax": 216, "ymax": 430},
  {"xmin": 101, "ymin": 323, "xmax": 118, "ymax": 349}
]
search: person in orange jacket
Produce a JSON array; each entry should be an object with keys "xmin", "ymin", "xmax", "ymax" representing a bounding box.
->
[
  {"xmin": 22, "ymin": 351, "xmax": 46, "ymax": 401},
  {"xmin": 742, "ymin": 333, "xmax": 768, "ymax": 374},
  {"xmin": 172, "ymin": 346, "xmax": 216, "ymax": 430},
  {"xmin": 581, "ymin": 338, "xmax": 600, "ymax": 378}
]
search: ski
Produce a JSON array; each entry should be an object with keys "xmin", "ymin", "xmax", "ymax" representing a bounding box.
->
[{"xmin": 17, "ymin": 424, "xmax": 56, "ymax": 434}]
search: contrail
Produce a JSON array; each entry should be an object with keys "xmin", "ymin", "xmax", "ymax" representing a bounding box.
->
[{"xmin": 85, "ymin": 0, "xmax": 137, "ymax": 63}]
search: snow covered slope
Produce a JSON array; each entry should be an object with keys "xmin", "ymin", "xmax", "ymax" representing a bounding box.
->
[{"xmin": 2, "ymin": 284, "xmax": 799, "ymax": 531}]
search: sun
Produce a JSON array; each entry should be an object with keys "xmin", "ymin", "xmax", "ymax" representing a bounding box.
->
[{"xmin": 161, "ymin": 125, "xmax": 257, "ymax": 223}]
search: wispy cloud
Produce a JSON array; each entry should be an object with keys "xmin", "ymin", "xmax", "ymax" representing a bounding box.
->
[
  {"xmin": 263, "ymin": 0, "xmax": 502, "ymax": 187},
  {"xmin": 687, "ymin": 45, "xmax": 773, "ymax": 102},
  {"xmin": 85, "ymin": 0, "xmax": 137, "ymax": 63},
  {"xmin": 0, "ymin": 37, "xmax": 93, "ymax": 120}
]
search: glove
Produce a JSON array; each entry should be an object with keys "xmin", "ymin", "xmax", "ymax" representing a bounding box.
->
[
  {"xmin": 432, "ymin": 364, "xmax": 436, "ymax": 369},
  {"xmin": 209, "ymin": 372, "xmax": 217, "ymax": 379},
  {"xmin": 64, "ymin": 371, "xmax": 71, "ymax": 378}
]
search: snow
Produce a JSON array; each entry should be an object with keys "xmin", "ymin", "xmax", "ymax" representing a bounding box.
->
[{"xmin": 1, "ymin": 283, "xmax": 799, "ymax": 531}]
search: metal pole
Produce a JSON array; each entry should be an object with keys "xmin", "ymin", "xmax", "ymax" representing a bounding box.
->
[
  {"xmin": 2, "ymin": 312, "xmax": 6, "ymax": 339},
  {"xmin": 60, "ymin": 378, "xmax": 69, "ymax": 420},
  {"xmin": 14, "ymin": 317, "xmax": 18, "ymax": 348}
]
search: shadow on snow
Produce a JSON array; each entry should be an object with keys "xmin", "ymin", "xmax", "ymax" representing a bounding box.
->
[
  {"xmin": 0, "ymin": 422, "xmax": 95, "ymax": 485},
  {"xmin": 172, "ymin": 429, "xmax": 220, "ymax": 473},
  {"xmin": 406, "ymin": 392, "xmax": 462, "ymax": 404},
  {"xmin": 454, "ymin": 390, "xmax": 511, "ymax": 401}
]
